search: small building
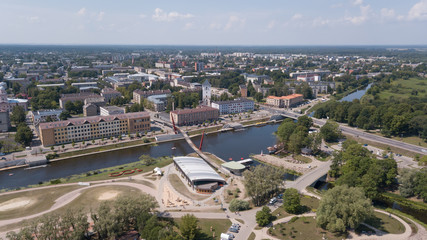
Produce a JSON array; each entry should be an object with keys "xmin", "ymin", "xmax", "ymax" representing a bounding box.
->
[
  {"xmin": 30, "ymin": 109, "xmax": 63, "ymax": 125},
  {"xmin": 221, "ymin": 161, "xmax": 246, "ymax": 176},
  {"xmin": 146, "ymin": 94, "xmax": 168, "ymax": 112},
  {"xmin": 132, "ymin": 89, "xmax": 171, "ymax": 104},
  {"xmin": 173, "ymin": 156, "xmax": 225, "ymax": 193},
  {"xmin": 266, "ymin": 94, "xmax": 304, "ymax": 108},
  {"xmin": 101, "ymin": 88, "xmax": 122, "ymax": 102},
  {"xmin": 59, "ymin": 93, "xmax": 101, "ymax": 108},
  {"xmin": 100, "ymin": 106, "xmax": 125, "ymax": 116},
  {"xmin": 170, "ymin": 106, "xmax": 219, "ymax": 126},
  {"xmin": 211, "ymin": 98, "xmax": 254, "ymax": 115},
  {"xmin": 83, "ymin": 103, "xmax": 98, "ymax": 117}
]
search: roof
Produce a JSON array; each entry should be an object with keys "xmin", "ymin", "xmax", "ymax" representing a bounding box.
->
[
  {"xmin": 212, "ymin": 98, "xmax": 253, "ymax": 105},
  {"xmin": 39, "ymin": 111, "xmax": 149, "ymax": 130},
  {"xmin": 170, "ymin": 106, "xmax": 218, "ymax": 115},
  {"xmin": 267, "ymin": 94, "xmax": 303, "ymax": 100},
  {"xmin": 202, "ymin": 80, "xmax": 211, "ymax": 87},
  {"xmin": 221, "ymin": 161, "xmax": 246, "ymax": 170},
  {"xmin": 173, "ymin": 156, "xmax": 225, "ymax": 183}
]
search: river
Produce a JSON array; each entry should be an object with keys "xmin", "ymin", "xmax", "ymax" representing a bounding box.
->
[
  {"xmin": 0, "ymin": 124, "xmax": 281, "ymax": 190},
  {"xmin": 339, "ymin": 83, "xmax": 372, "ymax": 102}
]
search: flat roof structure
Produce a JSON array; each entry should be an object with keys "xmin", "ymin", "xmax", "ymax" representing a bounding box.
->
[
  {"xmin": 173, "ymin": 156, "xmax": 225, "ymax": 186},
  {"xmin": 221, "ymin": 161, "xmax": 246, "ymax": 170}
]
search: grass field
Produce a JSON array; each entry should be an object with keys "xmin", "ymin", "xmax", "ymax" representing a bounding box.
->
[
  {"xmin": 0, "ymin": 185, "xmax": 83, "ymax": 220},
  {"xmin": 27, "ymin": 156, "xmax": 172, "ymax": 188},
  {"xmin": 294, "ymin": 155, "xmax": 312, "ymax": 163},
  {"xmin": 248, "ymin": 232, "xmax": 256, "ymax": 240},
  {"xmin": 175, "ymin": 218, "xmax": 231, "ymax": 240},
  {"xmin": 366, "ymin": 132, "xmax": 427, "ymax": 149},
  {"xmin": 168, "ymin": 173, "xmax": 210, "ymax": 201},
  {"xmin": 363, "ymin": 211, "xmax": 405, "ymax": 234},
  {"xmin": 269, "ymin": 217, "xmax": 346, "ymax": 240},
  {"xmin": 378, "ymin": 77, "xmax": 427, "ymax": 100},
  {"xmin": 272, "ymin": 195, "xmax": 319, "ymax": 219}
]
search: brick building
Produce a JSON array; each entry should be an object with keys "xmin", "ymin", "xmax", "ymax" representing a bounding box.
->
[
  {"xmin": 170, "ymin": 106, "xmax": 219, "ymax": 126},
  {"xmin": 266, "ymin": 94, "xmax": 304, "ymax": 108}
]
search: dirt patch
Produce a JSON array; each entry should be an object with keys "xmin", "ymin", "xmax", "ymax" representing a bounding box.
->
[
  {"xmin": 0, "ymin": 198, "xmax": 33, "ymax": 211},
  {"xmin": 98, "ymin": 191, "xmax": 120, "ymax": 201}
]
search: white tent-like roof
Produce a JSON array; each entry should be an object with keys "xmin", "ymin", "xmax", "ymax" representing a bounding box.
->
[{"xmin": 173, "ymin": 156, "xmax": 225, "ymax": 184}]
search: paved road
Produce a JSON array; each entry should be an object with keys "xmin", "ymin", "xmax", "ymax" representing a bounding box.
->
[
  {"xmin": 261, "ymin": 105, "xmax": 427, "ymax": 156},
  {"xmin": 285, "ymin": 160, "xmax": 332, "ymax": 192}
]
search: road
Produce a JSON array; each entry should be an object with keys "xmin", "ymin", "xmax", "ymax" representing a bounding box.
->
[
  {"xmin": 285, "ymin": 160, "xmax": 332, "ymax": 192},
  {"xmin": 261, "ymin": 105, "xmax": 427, "ymax": 156}
]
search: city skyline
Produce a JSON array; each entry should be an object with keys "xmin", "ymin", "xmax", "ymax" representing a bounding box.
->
[{"xmin": 1, "ymin": 0, "xmax": 427, "ymax": 46}]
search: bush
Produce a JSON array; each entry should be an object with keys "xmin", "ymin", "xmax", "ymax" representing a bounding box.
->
[
  {"xmin": 50, "ymin": 179, "xmax": 62, "ymax": 184},
  {"xmin": 229, "ymin": 199, "xmax": 250, "ymax": 212},
  {"xmin": 289, "ymin": 216, "xmax": 299, "ymax": 223},
  {"xmin": 46, "ymin": 153, "xmax": 59, "ymax": 160}
]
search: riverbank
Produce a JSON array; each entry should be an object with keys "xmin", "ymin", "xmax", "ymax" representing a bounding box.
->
[{"xmin": 0, "ymin": 117, "xmax": 275, "ymax": 173}]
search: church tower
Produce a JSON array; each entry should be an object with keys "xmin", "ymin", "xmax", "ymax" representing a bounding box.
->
[{"xmin": 202, "ymin": 80, "xmax": 211, "ymax": 106}]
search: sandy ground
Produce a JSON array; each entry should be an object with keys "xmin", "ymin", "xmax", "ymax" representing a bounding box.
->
[
  {"xmin": 0, "ymin": 198, "xmax": 33, "ymax": 211},
  {"xmin": 253, "ymin": 154, "xmax": 323, "ymax": 174},
  {"xmin": 162, "ymin": 184, "xmax": 190, "ymax": 207},
  {"xmin": 97, "ymin": 191, "xmax": 120, "ymax": 201}
]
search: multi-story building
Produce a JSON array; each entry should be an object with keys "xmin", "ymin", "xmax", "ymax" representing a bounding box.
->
[
  {"xmin": 211, "ymin": 98, "xmax": 254, "ymax": 115},
  {"xmin": 170, "ymin": 106, "xmax": 219, "ymax": 126},
  {"xmin": 30, "ymin": 109, "xmax": 63, "ymax": 125},
  {"xmin": 0, "ymin": 110, "xmax": 10, "ymax": 132},
  {"xmin": 242, "ymin": 73, "xmax": 271, "ymax": 84},
  {"xmin": 202, "ymin": 80, "xmax": 211, "ymax": 106},
  {"xmin": 132, "ymin": 89, "xmax": 171, "ymax": 104},
  {"xmin": 38, "ymin": 112, "xmax": 150, "ymax": 146},
  {"xmin": 266, "ymin": 94, "xmax": 304, "ymax": 108},
  {"xmin": 100, "ymin": 106, "xmax": 125, "ymax": 116},
  {"xmin": 101, "ymin": 88, "xmax": 122, "ymax": 102},
  {"xmin": 83, "ymin": 103, "xmax": 98, "ymax": 117},
  {"xmin": 146, "ymin": 94, "xmax": 169, "ymax": 112},
  {"xmin": 194, "ymin": 62, "xmax": 204, "ymax": 72},
  {"xmin": 59, "ymin": 93, "xmax": 101, "ymax": 108},
  {"xmin": 0, "ymin": 88, "xmax": 29, "ymax": 112}
]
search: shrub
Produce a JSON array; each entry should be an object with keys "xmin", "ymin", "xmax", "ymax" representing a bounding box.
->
[{"xmin": 229, "ymin": 199, "xmax": 250, "ymax": 212}]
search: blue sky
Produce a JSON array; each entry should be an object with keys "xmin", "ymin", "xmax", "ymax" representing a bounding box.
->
[{"xmin": 1, "ymin": 0, "xmax": 427, "ymax": 45}]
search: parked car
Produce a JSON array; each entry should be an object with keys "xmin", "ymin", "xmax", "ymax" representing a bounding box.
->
[
  {"xmin": 269, "ymin": 197, "xmax": 277, "ymax": 204},
  {"xmin": 228, "ymin": 227, "xmax": 239, "ymax": 233},
  {"xmin": 231, "ymin": 223, "xmax": 240, "ymax": 229}
]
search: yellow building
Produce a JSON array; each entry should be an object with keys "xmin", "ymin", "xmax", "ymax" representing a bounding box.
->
[
  {"xmin": 39, "ymin": 112, "xmax": 150, "ymax": 146},
  {"xmin": 266, "ymin": 94, "xmax": 304, "ymax": 108}
]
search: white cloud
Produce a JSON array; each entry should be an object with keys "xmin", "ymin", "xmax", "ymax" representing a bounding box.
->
[
  {"xmin": 291, "ymin": 13, "xmax": 303, "ymax": 21},
  {"xmin": 267, "ymin": 20, "xmax": 276, "ymax": 29},
  {"xmin": 312, "ymin": 17, "xmax": 331, "ymax": 27},
  {"xmin": 352, "ymin": 0, "xmax": 364, "ymax": 6},
  {"xmin": 380, "ymin": 8, "xmax": 396, "ymax": 19},
  {"xmin": 97, "ymin": 11, "xmax": 105, "ymax": 21},
  {"xmin": 27, "ymin": 16, "xmax": 40, "ymax": 23},
  {"xmin": 152, "ymin": 8, "xmax": 193, "ymax": 22},
  {"xmin": 224, "ymin": 15, "xmax": 245, "ymax": 30},
  {"xmin": 77, "ymin": 7, "xmax": 86, "ymax": 16},
  {"xmin": 139, "ymin": 14, "xmax": 147, "ymax": 19},
  {"xmin": 408, "ymin": 0, "xmax": 427, "ymax": 20},
  {"xmin": 346, "ymin": 4, "xmax": 371, "ymax": 25}
]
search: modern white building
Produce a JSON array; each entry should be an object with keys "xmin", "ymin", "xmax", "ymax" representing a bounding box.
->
[
  {"xmin": 211, "ymin": 98, "xmax": 254, "ymax": 115},
  {"xmin": 99, "ymin": 106, "xmax": 125, "ymax": 116}
]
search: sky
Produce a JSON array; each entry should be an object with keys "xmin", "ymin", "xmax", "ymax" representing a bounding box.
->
[{"xmin": 1, "ymin": 0, "xmax": 427, "ymax": 46}]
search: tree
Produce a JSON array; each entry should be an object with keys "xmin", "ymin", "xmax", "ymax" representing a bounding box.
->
[
  {"xmin": 179, "ymin": 214, "xmax": 200, "ymax": 240},
  {"xmin": 229, "ymin": 199, "xmax": 250, "ymax": 212},
  {"xmin": 15, "ymin": 123, "xmax": 33, "ymax": 146},
  {"xmin": 243, "ymin": 165, "xmax": 284, "ymax": 206},
  {"xmin": 139, "ymin": 155, "xmax": 156, "ymax": 165},
  {"xmin": 316, "ymin": 185, "xmax": 373, "ymax": 233},
  {"xmin": 398, "ymin": 169, "xmax": 417, "ymax": 198},
  {"xmin": 256, "ymin": 206, "xmax": 273, "ymax": 227},
  {"xmin": 283, "ymin": 188, "xmax": 301, "ymax": 214},
  {"xmin": 320, "ymin": 120, "xmax": 341, "ymax": 142},
  {"xmin": 297, "ymin": 115, "xmax": 313, "ymax": 129},
  {"xmin": 414, "ymin": 169, "xmax": 427, "ymax": 202},
  {"xmin": 59, "ymin": 110, "xmax": 71, "ymax": 120},
  {"xmin": 10, "ymin": 106, "xmax": 26, "ymax": 125}
]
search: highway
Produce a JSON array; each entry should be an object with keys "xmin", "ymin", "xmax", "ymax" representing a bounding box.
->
[{"xmin": 261, "ymin": 105, "xmax": 427, "ymax": 156}]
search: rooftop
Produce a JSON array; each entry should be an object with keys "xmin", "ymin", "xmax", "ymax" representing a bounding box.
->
[
  {"xmin": 221, "ymin": 161, "xmax": 246, "ymax": 170},
  {"xmin": 173, "ymin": 156, "xmax": 225, "ymax": 183},
  {"xmin": 170, "ymin": 106, "xmax": 218, "ymax": 115},
  {"xmin": 267, "ymin": 93, "xmax": 303, "ymax": 100}
]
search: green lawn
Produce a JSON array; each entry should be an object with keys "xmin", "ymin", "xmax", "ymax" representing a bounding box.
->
[
  {"xmin": 272, "ymin": 195, "xmax": 319, "ymax": 219},
  {"xmin": 294, "ymin": 155, "xmax": 312, "ymax": 163},
  {"xmin": 168, "ymin": 174, "xmax": 210, "ymax": 201},
  {"xmin": 0, "ymin": 185, "xmax": 83, "ymax": 220},
  {"xmin": 175, "ymin": 218, "xmax": 231, "ymax": 240},
  {"xmin": 248, "ymin": 232, "xmax": 256, "ymax": 240},
  {"xmin": 378, "ymin": 77, "xmax": 427, "ymax": 100},
  {"xmin": 269, "ymin": 217, "xmax": 346, "ymax": 240},
  {"xmin": 363, "ymin": 211, "xmax": 405, "ymax": 234}
]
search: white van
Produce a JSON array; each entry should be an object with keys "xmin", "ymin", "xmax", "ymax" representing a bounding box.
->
[{"xmin": 220, "ymin": 233, "xmax": 231, "ymax": 240}]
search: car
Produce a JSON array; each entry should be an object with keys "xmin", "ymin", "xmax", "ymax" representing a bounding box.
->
[
  {"xmin": 1, "ymin": 157, "xmax": 6, "ymax": 160},
  {"xmin": 278, "ymin": 193, "xmax": 283, "ymax": 199},
  {"xmin": 363, "ymin": 144, "xmax": 368, "ymax": 147},
  {"xmin": 0, "ymin": 152, "xmax": 5, "ymax": 156},
  {"xmin": 231, "ymin": 223, "xmax": 240, "ymax": 229},
  {"xmin": 227, "ymin": 233, "xmax": 235, "ymax": 239},
  {"xmin": 228, "ymin": 227, "xmax": 239, "ymax": 233},
  {"xmin": 269, "ymin": 197, "xmax": 277, "ymax": 204}
]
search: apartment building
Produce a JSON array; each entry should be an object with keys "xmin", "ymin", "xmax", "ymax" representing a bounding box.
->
[
  {"xmin": 38, "ymin": 112, "xmax": 150, "ymax": 146},
  {"xmin": 101, "ymin": 88, "xmax": 122, "ymax": 102},
  {"xmin": 132, "ymin": 89, "xmax": 171, "ymax": 104},
  {"xmin": 170, "ymin": 106, "xmax": 219, "ymax": 126},
  {"xmin": 211, "ymin": 98, "xmax": 254, "ymax": 115},
  {"xmin": 59, "ymin": 93, "xmax": 101, "ymax": 108},
  {"xmin": 266, "ymin": 94, "xmax": 304, "ymax": 108}
]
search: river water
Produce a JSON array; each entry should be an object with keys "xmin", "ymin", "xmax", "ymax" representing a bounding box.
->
[
  {"xmin": 339, "ymin": 83, "xmax": 372, "ymax": 102},
  {"xmin": 0, "ymin": 124, "xmax": 281, "ymax": 190}
]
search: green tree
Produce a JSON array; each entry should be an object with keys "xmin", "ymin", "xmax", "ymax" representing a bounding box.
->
[
  {"xmin": 297, "ymin": 115, "xmax": 313, "ymax": 129},
  {"xmin": 243, "ymin": 165, "xmax": 284, "ymax": 206},
  {"xmin": 398, "ymin": 169, "xmax": 417, "ymax": 198},
  {"xmin": 139, "ymin": 155, "xmax": 156, "ymax": 165},
  {"xmin": 229, "ymin": 199, "xmax": 250, "ymax": 212},
  {"xmin": 320, "ymin": 120, "xmax": 341, "ymax": 142},
  {"xmin": 15, "ymin": 123, "xmax": 33, "ymax": 146},
  {"xmin": 10, "ymin": 106, "xmax": 26, "ymax": 125},
  {"xmin": 414, "ymin": 169, "xmax": 427, "ymax": 202},
  {"xmin": 59, "ymin": 110, "xmax": 71, "ymax": 120},
  {"xmin": 179, "ymin": 214, "xmax": 200, "ymax": 240},
  {"xmin": 316, "ymin": 185, "xmax": 373, "ymax": 233},
  {"xmin": 256, "ymin": 206, "xmax": 273, "ymax": 227},
  {"xmin": 283, "ymin": 188, "xmax": 301, "ymax": 214}
]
